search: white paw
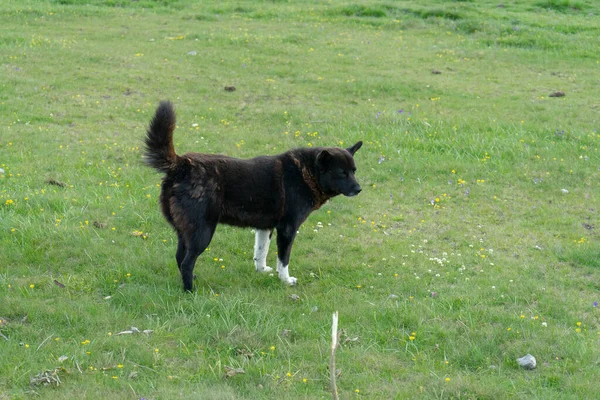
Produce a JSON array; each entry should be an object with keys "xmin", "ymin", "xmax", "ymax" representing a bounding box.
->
[
  {"xmin": 257, "ymin": 266, "xmax": 273, "ymax": 273},
  {"xmin": 284, "ymin": 276, "xmax": 297, "ymax": 286}
]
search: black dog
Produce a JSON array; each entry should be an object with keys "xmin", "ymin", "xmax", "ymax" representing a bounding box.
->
[{"xmin": 144, "ymin": 101, "xmax": 362, "ymax": 291}]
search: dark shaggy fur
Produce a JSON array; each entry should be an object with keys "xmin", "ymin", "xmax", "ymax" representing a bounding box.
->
[{"xmin": 144, "ymin": 101, "xmax": 362, "ymax": 291}]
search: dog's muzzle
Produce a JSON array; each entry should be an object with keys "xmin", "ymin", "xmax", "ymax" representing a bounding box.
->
[{"xmin": 345, "ymin": 186, "xmax": 362, "ymax": 197}]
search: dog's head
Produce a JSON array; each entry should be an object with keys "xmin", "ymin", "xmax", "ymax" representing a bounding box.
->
[{"xmin": 316, "ymin": 141, "xmax": 363, "ymax": 197}]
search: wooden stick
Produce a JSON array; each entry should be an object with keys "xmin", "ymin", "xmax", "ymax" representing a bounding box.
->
[{"xmin": 330, "ymin": 311, "xmax": 339, "ymax": 400}]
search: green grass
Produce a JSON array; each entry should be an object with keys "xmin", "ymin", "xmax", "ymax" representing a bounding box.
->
[{"xmin": 1, "ymin": 0, "xmax": 600, "ymax": 398}]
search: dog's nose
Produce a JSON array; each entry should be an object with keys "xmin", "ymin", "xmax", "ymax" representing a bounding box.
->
[{"xmin": 348, "ymin": 186, "xmax": 361, "ymax": 196}]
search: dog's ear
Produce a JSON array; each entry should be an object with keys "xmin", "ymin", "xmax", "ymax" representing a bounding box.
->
[
  {"xmin": 346, "ymin": 141, "xmax": 363, "ymax": 155},
  {"xmin": 316, "ymin": 150, "xmax": 333, "ymax": 171}
]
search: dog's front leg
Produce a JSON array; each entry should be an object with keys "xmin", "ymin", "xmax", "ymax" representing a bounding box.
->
[
  {"xmin": 254, "ymin": 229, "xmax": 273, "ymax": 273},
  {"xmin": 275, "ymin": 225, "xmax": 298, "ymax": 286}
]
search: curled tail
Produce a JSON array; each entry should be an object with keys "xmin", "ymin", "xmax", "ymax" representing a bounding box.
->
[{"xmin": 144, "ymin": 101, "xmax": 179, "ymax": 173}]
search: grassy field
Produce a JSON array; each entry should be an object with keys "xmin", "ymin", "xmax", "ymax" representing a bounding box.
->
[{"xmin": 2, "ymin": 0, "xmax": 600, "ymax": 398}]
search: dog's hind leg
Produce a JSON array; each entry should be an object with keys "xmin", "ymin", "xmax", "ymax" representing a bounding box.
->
[
  {"xmin": 175, "ymin": 232, "xmax": 186, "ymax": 271},
  {"xmin": 253, "ymin": 229, "xmax": 273, "ymax": 273},
  {"xmin": 180, "ymin": 224, "xmax": 216, "ymax": 291},
  {"xmin": 275, "ymin": 225, "xmax": 298, "ymax": 286}
]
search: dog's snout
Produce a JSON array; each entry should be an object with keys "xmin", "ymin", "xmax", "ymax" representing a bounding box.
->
[{"xmin": 345, "ymin": 184, "xmax": 362, "ymax": 197}]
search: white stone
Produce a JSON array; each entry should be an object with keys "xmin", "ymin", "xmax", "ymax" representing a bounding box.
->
[{"xmin": 517, "ymin": 354, "xmax": 536, "ymax": 370}]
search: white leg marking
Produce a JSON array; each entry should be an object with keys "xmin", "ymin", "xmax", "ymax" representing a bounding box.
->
[
  {"xmin": 254, "ymin": 230, "xmax": 273, "ymax": 273},
  {"xmin": 277, "ymin": 259, "xmax": 297, "ymax": 286}
]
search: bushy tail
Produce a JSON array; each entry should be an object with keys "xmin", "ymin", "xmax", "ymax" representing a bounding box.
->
[{"xmin": 144, "ymin": 101, "xmax": 179, "ymax": 173}]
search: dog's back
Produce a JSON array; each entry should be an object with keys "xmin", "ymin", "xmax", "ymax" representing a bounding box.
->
[{"xmin": 181, "ymin": 153, "xmax": 286, "ymax": 229}]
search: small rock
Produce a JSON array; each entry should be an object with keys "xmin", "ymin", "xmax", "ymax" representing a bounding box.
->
[
  {"xmin": 549, "ymin": 91, "xmax": 565, "ymax": 98},
  {"xmin": 517, "ymin": 354, "xmax": 537, "ymax": 370},
  {"xmin": 187, "ymin": 51, "xmax": 197, "ymax": 56},
  {"xmin": 561, "ymin": 189, "xmax": 569, "ymax": 194}
]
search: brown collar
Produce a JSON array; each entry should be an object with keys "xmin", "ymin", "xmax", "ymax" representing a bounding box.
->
[{"xmin": 290, "ymin": 155, "xmax": 331, "ymax": 210}]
